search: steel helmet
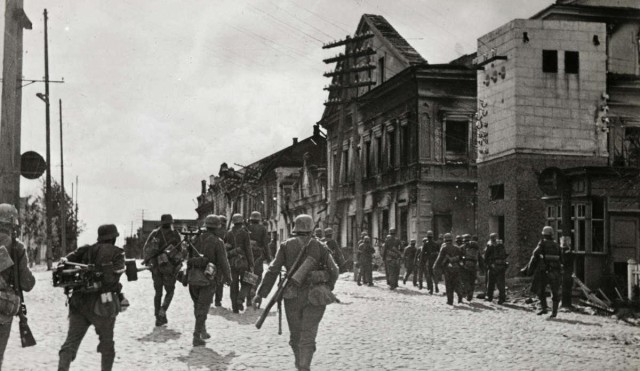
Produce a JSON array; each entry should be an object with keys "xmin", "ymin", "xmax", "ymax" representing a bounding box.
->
[
  {"xmin": 314, "ymin": 228, "xmax": 324, "ymax": 238},
  {"xmin": 363, "ymin": 236, "xmax": 370, "ymax": 242},
  {"xmin": 250, "ymin": 211, "xmax": 261, "ymax": 221},
  {"xmin": 204, "ymin": 215, "xmax": 221, "ymax": 229},
  {"xmin": 219, "ymin": 215, "xmax": 227, "ymax": 223},
  {"xmin": 324, "ymin": 227, "xmax": 333, "ymax": 236},
  {"xmin": 443, "ymin": 233, "xmax": 453, "ymax": 242},
  {"xmin": 160, "ymin": 214, "xmax": 174, "ymax": 225},
  {"xmin": 0, "ymin": 204, "xmax": 19, "ymax": 226},
  {"xmin": 410, "ymin": 239, "xmax": 416, "ymax": 244},
  {"xmin": 97, "ymin": 224, "xmax": 119, "ymax": 242},
  {"xmin": 389, "ymin": 228, "xmax": 396, "ymax": 234},
  {"xmin": 232, "ymin": 213, "xmax": 244, "ymax": 224},
  {"xmin": 426, "ymin": 230, "xmax": 434, "ymax": 237},
  {"xmin": 542, "ymin": 226, "xmax": 554, "ymax": 236},
  {"xmin": 361, "ymin": 231, "xmax": 368, "ymax": 237},
  {"xmin": 293, "ymin": 214, "xmax": 313, "ymax": 234},
  {"xmin": 462, "ymin": 234, "xmax": 471, "ymax": 242}
]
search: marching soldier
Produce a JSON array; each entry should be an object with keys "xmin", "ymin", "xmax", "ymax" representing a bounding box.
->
[
  {"xmin": 382, "ymin": 229, "xmax": 402, "ymax": 290},
  {"xmin": 521, "ymin": 226, "xmax": 562, "ymax": 318},
  {"xmin": 402, "ymin": 239, "xmax": 418, "ymax": 286},
  {"xmin": 268, "ymin": 232, "xmax": 278, "ymax": 262},
  {"xmin": 418, "ymin": 231, "xmax": 440, "ymax": 294},
  {"xmin": 484, "ymin": 234, "xmax": 508, "ymax": 304},
  {"xmin": 188, "ymin": 215, "xmax": 231, "ymax": 346},
  {"xmin": 323, "ymin": 228, "xmax": 345, "ymax": 272},
  {"xmin": 58, "ymin": 224, "xmax": 125, "ymax": 371},
  {"xmin": 213, "ymin": 214, "xmax": 230, "ymax": 307},
  {"xmin": 227, "ymin": 213, "xmax": 254, "ymax": 313},
  {"xmin": 0, "ymin": 204, "xmax": 35, "ymax": 368},
  {"xmin": 357, "ymin": 236, "xmax": 375, "ymax": 286},
  {"xmin": 314, "ymin": 228, "xmax": 324, "ymax": 241},
  {"xmin": 433, "ymin": 233, "xmax": 464, "ymax": 305},
  {"xmin": 253, "ymin": 214, "xmax": 339, "ymax": 371},
  {"xmin": 461, "ymin": 234, "xmax": 483, "ymax": 302},
  {"xmin": 455, "ymin": 235, "xmax": 463, "ymax": 247},
  {"xmin": 247, "ymin": 211, "xmax": 271, "ymax": 308},
  {"xmin": 355, "ymin": 232, "xmax": 368, "ymax": 285},
  {"xmin": 142, "ymin": 214, "xmax": 182, "ymax": 326}
]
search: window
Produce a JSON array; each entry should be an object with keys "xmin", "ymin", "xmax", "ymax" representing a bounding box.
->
[
  {"xmin": 376, "ymin": 136, "xmax": 383, "ymax": 173},
  {"xmin": 565, "ymin": 51, "xmax": 579, "ymax": 74},
  {"xmin": 381, "ymin": 209, "xmax": 389, "ymax": 235},
  {"xmin": 364, "ymin": 140, "xmax": 372, "ymax": 178},
  {"xmin": 387, "ymin": 130, "xmax": 396, "ymax": 169},
  {"xmin": 378, "ymin": 57, "xmax": 385, "ymax": 83},
  {"xmin": 542, "ymin": 50, "xmax": 558, "ymax": 73},
  {"xmin": 445, "ymin": 120, "xmax": 468, "ymax": 154},
  {"xmin": 490, "ymin": 184, "xmax": 505, "ymax": 201},
  {"xmin": 400, "ymin": 124, "xmax": 410, "ymax": 164},
  {"xmin": 546, "ymin": 201, "xmax": 606, "ymax": 253},
  {"xmin": 576, "ymin": 204, "xmax": 586, "ymax": 252},
  {"xmin": 591, "ymin": 196, "xmax": 605, "ymax": 253}
]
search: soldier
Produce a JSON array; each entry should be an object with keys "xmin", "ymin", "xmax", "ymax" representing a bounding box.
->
[
  {"xmin": 0, "ymin": 204, "xmax": 35, "ymax": 368},
  {"xmin": 461, "ymin": 234, "xmax": 483, "ymax": 302},
  {"xmin": 355, "ymin": 231, "xmax": 367, "ymax": 285},
  {"xmin": 246, "ymin": 211, "xmax": 271, "ymax": 308},
  {"xmin": 382, "ymin": 229, "xmax": 402, "ymax": 290},
  {"xmin": 268, "ymin": 232, "xmax": 278, "ymax": 263},
  {"xmin": 455, "ymin": 235, "xmax": 463, "ymax": 247},
  {"xmin": 521, "ymin": 226, "xmax": 562, "ymax": 317},
  {"xmin": 433, "ymin": 233, "xmax": 464, "ymax": 305},
  {"xmin": 484, "ymin": 235, "xmax": 508, "ymax": 304},
  {"xmin": 357, "ymin": 236, "xmax": 375, "ymax": 286},
  {"xmin": 418, "ymin": 231, "xmax": 440, "ymax": 294},
  {"xmin": 213, "ymin": 214, "xmax": 229, "ymax": 307},
  {"xmin": 323, "ymin": 228, "xmax": 345, "ymax": 272},
  {"xmin": 142, "ymin": 214, "xmax": 183, "ymax": 326},
  {"xmin": 58, "ymin": 224, "xmax": 125, "ymax": 371},
  {"xmin": 253, "ymin": 214, "xmax": 339, "ymax": 371},
  {"xmin": 188, "ymin": 215, "xmax": 231, "ymax": 346},
  {"xmin": 402, "ymin": 240, "xmax": 418, "ymax": 286},
  {"xmin": 314, "ymin": 228, "xmax": 324, "ymax": 241},
  {"xmin": 227, "ymin": 213, "xmax": 254, "ymax": 313}
]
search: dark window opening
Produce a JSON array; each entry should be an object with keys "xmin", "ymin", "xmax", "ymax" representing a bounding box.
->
[
  {"xmin": 388, "ymin": 131, "xmax": 396, "ymax": 169},
  {"xmin": 592, "ymin": 196, "xmax": 604, "ymax": 219},
  {"xmin": 342, "ymin": 148, "xmax": 349, "ymax": 182},
  {"xmin": 364, "ymin": 141, "xmax": 371, "ymax": 178},
  {"xmin": 400, "ymin": 125, "xmax": 410, "ymax": 164},
  {"xmin": 592, "ymin": 220, "xmax": 604, "ymax": 253},
  {"xmin": 375, "ymin": 136, "xmax": 383, "ymax": 173},
  {"xmin": 378, "ymin": 57, "xmax": 385, "ymax": 83},
  {"xmin": 381, "ymin": 209, "xmax": 389, "ymax": 236},
  {"xmin": 542, "ymin": 50, "xmax": 558, "ymax": 73},
  {"xmin": 446, "ymin": 120, "xmax": 468, "ymax": 154},
  {"xmin": 490, "ymin": 184, "xmax": 505, "ymax": 201},
  {"xmin": 565, "ymin": 51, "xmax": 579, "ymax": 74},
  {"xmin": 434, "ymin": 214, "xmax": 452, "ymax": 240}
]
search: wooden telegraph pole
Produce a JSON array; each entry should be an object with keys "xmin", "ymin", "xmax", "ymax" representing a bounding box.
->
[
  {"xmin": 59, "ymin": 99, "xmax": 66, "ymax": 255},
  {"xmin": 43, "ymin": 9, "xmax": 54, "ymax": 269},
  {"xmin": 323, "ymin": 32, "xmax": 375, "ymax": 279}
]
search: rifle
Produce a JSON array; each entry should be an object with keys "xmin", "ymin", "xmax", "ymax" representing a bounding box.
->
[
  {"xmin": 255, "ymin": 236, "xmax": 312, "ymax": 330},
  {"xmin": 277, "ymin": 272, "xmax": 282, "ymax": 335},
  {"xmin": 11, "ymin": 230, "xmax": 36, "ymax": 347}
]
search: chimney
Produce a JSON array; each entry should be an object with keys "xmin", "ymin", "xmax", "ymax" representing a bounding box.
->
[
  {"xmin": 313, "ymin": 124, "xmax": 320, "ymax": 137},
  {"xmin": 201, "ymin": 180, "xmax": 206, "ymax": 195},
  {"xmin": 293, "ymin": 137, "xmax": 298, "ymax": 145}
]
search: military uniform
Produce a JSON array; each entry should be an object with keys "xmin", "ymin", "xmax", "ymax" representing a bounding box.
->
[
  {"xmin": 484, "ymin": 239, "xmax": 508, "ymax": 303},
  {"xmin": 383, "ymin": 232, "xmax": 402, "ymax": 290},
  {"xmin": 213, "ymin": 221, "xmax": 230, "ymax": 307},
  {"xmin": 0, "ymin": 213, "xmax": 35, "ymax": 369},
  {"xmin": 143, "ymin": 216, "xmax": 182, "ymax": 326},
  {"xmin": 523, "ymin": 229, "xmax": 562, "ymax": 317},
  {"xmin": 357, "ymin": 237, "xmax": 375, "ymax": 286},
  {"xmin": 189, "ymin": 219, "xmax": 231, "ymax": 346},
  {"xmin": 323, "ymin": 229, "xmax": 345, "ymax": 272},
  {"xmin": 247, "ymin": 214, "xmax": 271, "ymax": 307},
  {"xmin": 418, "ymin": 237, "xmax": 440, "ymax": 294},
  {"xmin": 433, "ymin": 235, "xmax": 464, "ymax": 305},
  {"xmin": 227, "ymin": 219, "xmax": 254, "ymax": 313},
  {"xmin": 402, "ymin": 241, "xmax": 418, "ymax": 286},
  {"xmin": 58, "ymin": 225, "xmax": 125, "ymax": 371},
  {"xmin": 255, "ymin": 215, "xmax": 339, "ymax": 371},
  {"xmin": 460, "ymin": 236, "xmax": 483, "ymax": 301}
]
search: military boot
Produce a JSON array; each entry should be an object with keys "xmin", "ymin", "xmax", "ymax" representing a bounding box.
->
[
  {"xmin": 537, "ymin": 298, "xmax": 548, "ymax": 315},
  {"xmin": 550, "ymin": 301, "xmax": 559, "ymax": 318},
  {"xmin": 158, "ymin": 308, "xmax": 168, "ymax": 325},
  {"xmin": 193, "ymin": 332, "xmax": 206, "ymax": 347},
  {"xmin": 298, "ymin": 346, "xmax": 315, "ymax": 371},
  {"xmin": 57, "ymin": 351, "xmax": 74, "ymax": 371},
  {"xmin": 291, "ymin": 346, "xmax": 300, "ymax": 370},
  {"xmin": 101, "ymin": 353, "xmax": 115, "ymax": 371}
]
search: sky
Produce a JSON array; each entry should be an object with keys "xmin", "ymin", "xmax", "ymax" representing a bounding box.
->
[{"xmin": 17, "ymin": 0, "xmax": 551, "ymax": 245}]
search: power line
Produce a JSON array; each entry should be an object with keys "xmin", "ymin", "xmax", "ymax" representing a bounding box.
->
[
  {"xmin": 246, "ymin": 4, "xmax": 325, "ymax": 44},
  {"xmin": 266, "ymin": 1, "xmax": 338, "ymax": 40}
]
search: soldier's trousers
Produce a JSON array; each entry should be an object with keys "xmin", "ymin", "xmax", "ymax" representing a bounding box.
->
[
  {"xmin": 486, "ymin": 268, "xmax": 506, "ymax": 301},
  {"xmin": 385, "ymin": 260, "xmax": 400, "ymax": 288},
  {"xmin": 404, "ymin": 263, "xmax": 417, "ymax": 285},
  {"xmin": 152, "ymin": 271, "xmax": 176, "ymax": 315},
  {"xmin": 358, "ymin": 260, "xmax": 373, "ymax": 284},
  {"xmin": 189, "ymin": 284, "xmax": 215, "ymax": 334},
  {"xmin": 248, "ymin": 256, "xmax": 264, "ymax": 304},
  {"xmin": 537, "ymin": 272, "xmax": 561, "ymax": 308},
  {"xmin": 58, "ymin": 304, "xmax": 116, "ymax": 371},
  {"xmin": 284, "ymin": 293, "xmax": 326, "ymax": 371},
  {"xmin": 462, "ymin": 266, "xmax": 478, "ymax": 300},
  {"xmin": 230, "ymin": 267, "xmax": 250, "ymax": 311},
  {"xmin": 0, "ymin": 317, "xmax": 13, "ymax": 368},
  {"xmin": 418, "ymin": 261, "xmax": 439, "ymax": 292},
  {"xmin": 444, "ymin": 268, "xmax": 463, "ymax": 304}
]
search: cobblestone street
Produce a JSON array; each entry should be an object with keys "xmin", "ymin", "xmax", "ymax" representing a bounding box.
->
[{"xmin": 4, "ymin": 267, "xmax": 640, "ymax": 370}]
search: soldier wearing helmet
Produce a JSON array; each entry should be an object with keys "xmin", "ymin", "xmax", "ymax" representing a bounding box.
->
[
  {"xmin": 253, "ymin": 214, "xmax": 339, "ymax": 371},
  {"xmin": 213, "ymin": 215, "xmax": 230, "ymax": 307},
  {"xmin": 58, "ymin": 224, "xmax": 124, "ymax": 370},
  {"xmin": 188, "ymin": 214, "xmax": 231, "ymax": 346},
  {"xmin": 455, "ymin": 235, "xmax": 463, "ymax": 247},
  {"xmin": 227, "ymin": 213, "xmax": 254, "ymax": 313},
  {"xmin": 357, "ymin": 236, "xmax": 375, "ymax": 286},
  {"xmin": 417, "ymin": 231, "xmax": 440, "ymax": 294},
  {"xmin": 355, "ymin": 231, "xmax": 368, "ymax": 286},
  {"xmin": 0, "ymin": 204, "xmax": 35, "ymax": 368},
  {"xmin": 484, "ymin": 233, "xmax": 508, "ymax": 304},
  {"xmin": 246, "ymin": 211, "xmax": 271, "ymax": 308},
  {"xmin": 402, "ymin": 239, "xmax": 418, "ymax": 286},
  {"xmin": 323, "ymin": 227, "xmax": 345, "ymax": 272},
  {"xmin": 460, "ymin": 234, "xmax": 484, "ymax": 302},
  {"xmin": 142, "ymin": 214, "xmax": 183, "ymax": 326},
  {"xmin": 521, "ymin": 226, "xmax": 562, "ymax": 317},
  {"xmin": 314, "ymin": 228, "xmax": 324, "ymax": 241},
  {"xmin": 382, "ymin": 228, "xmax": 402, "ymax": 290},
  {"xmin": 433, "ymin": 233, "xmax": 464, "ymax": 305}
]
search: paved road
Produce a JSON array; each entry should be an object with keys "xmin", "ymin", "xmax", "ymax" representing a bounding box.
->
[{"xmin": 4, "ymin": 267, "xmax": 639, "ymax": 370}]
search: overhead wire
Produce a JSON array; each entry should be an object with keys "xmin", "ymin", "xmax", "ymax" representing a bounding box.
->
[{"xmin": 246, "ymin": 3, "xmax": 325, "ymax": 44}]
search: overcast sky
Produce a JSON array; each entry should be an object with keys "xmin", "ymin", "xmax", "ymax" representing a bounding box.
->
[{"xmin": 18, "ymin": 0, "xmax": 550, "ymax": 245}]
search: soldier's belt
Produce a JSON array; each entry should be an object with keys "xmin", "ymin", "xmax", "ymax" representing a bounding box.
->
[{"xmin": 545, "ymin": 255, "xmax": 560, "ymax": 261}]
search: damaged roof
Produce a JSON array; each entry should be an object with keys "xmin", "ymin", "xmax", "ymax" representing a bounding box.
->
[{"xmin": 361, "ymin": 14, "xmax": 426, "ymax": 65}]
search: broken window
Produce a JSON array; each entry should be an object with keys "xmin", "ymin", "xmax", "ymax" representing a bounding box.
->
[
  {"xmin": 490, "ymin": 184, "xmax": 505, "ymax": 201},
  {"xmin": 565, "ymin": 51, "xmax": 579, "ymax": 74},
  {"xmin": 542, "ymin": 50, "xmax": 558, "ymax": 73},
  {"xmin": 445, "ymin": 119, "xmax": 468, "ymax": 154}
]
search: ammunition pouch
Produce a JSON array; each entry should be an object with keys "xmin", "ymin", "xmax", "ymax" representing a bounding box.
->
[
  {"xmin": 308, "ymin": 284, "xmax": 337, "ymax": 306},
  {"xmin": 242, "ymin": 271, "xmax": 259, "ymax": 285},
  {"xmin": 93, "ymin": 291, "xmax": 121, "ymax": 318},
  {"xmin": 291, "ymin": 256, "xmax": 317, "ymax": 286},
  {"xmin": 0, "ymin": 290, "xmax": 20, "ymax": 324},
  {"xmin": 308, "ymin": 270, "xmax": 330, "ymax": 284}
]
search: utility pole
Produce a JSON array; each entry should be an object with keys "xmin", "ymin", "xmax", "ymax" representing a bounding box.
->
[
  {"xmin": 59, "ymin": 99, "xmax": 66, "ymax": 255},
  {"xmin": 43, "ymin": 9, "xmax": 53, "ymax": 270},
  {"xmin": 74, "ymin": 175, "xmax": 78, "ymax": 249},
  {"xmin": 323, "ymin": 32, "xmax": 375, "ymax": 279}
]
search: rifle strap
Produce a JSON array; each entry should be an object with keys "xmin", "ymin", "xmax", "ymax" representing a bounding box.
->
[{"xmin": 11, "ymin": 233, "xmax": 24, "ymax": 302}]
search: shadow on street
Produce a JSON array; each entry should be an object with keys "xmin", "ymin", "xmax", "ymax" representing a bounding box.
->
[
  {"xmin": 137, "ymin": 326, "xmax": 182, "ymax": 343},
  {"xmin": 209, "ymin": 306, "xmax": 274, "ymax": 326},
  {"xmin": 177, "ymin": 348, "xmax": 237, "ymax": 371},
  {"xmin": 547, "ymin": 317, "xmax": 603, "ymax": 327}
]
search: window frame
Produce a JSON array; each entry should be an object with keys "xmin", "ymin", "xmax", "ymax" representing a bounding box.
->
[{"xmin": 542, "ymin": 50, "xmax": 558, "ymax": 73}]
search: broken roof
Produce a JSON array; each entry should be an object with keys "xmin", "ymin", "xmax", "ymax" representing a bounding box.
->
[{"xmin": 360, "ymin": 14, "xmax": 426, "ymax": 65}]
